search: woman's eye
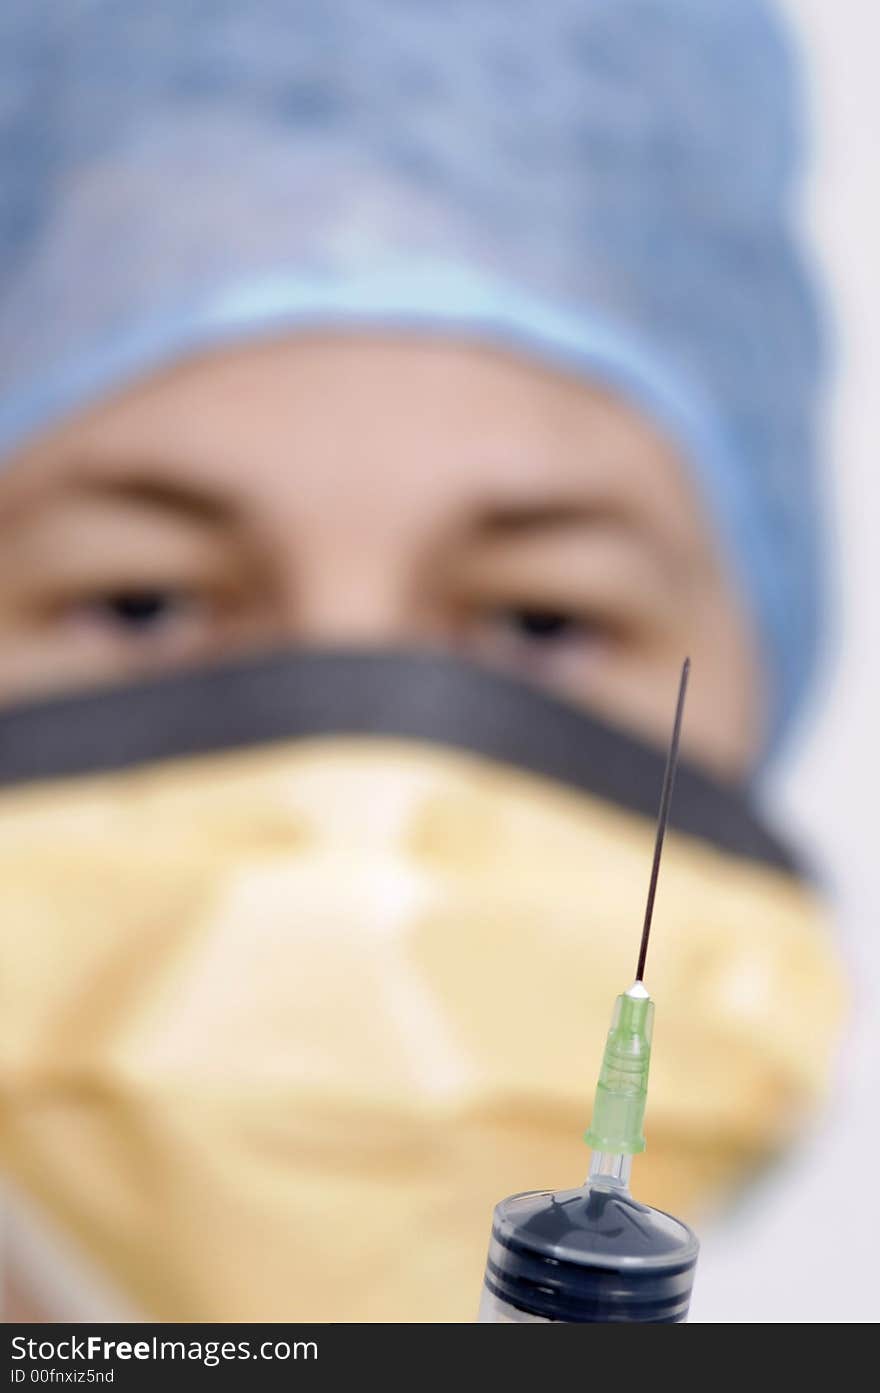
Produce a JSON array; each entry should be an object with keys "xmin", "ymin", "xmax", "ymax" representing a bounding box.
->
[
  {"xmin": 502, "ymin": 608, "xmax": 579, "ymax": 641},
  {"xmin": 79, "ymin": 589, "xmax": 197, "ymax": 634},
  {"xmin": 466, "ymin": 606, "xmax": 606, "ymax": 683}
]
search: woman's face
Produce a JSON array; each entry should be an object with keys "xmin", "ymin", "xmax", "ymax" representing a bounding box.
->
[{"xmin": 0, "ymin": 335, "xmax": 761, "ymax": 776}]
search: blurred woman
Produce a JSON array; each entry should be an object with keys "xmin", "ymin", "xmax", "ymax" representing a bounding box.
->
[{"xmin": 0, "ymin": 0, "xmax": 844, "ymax": 1320}]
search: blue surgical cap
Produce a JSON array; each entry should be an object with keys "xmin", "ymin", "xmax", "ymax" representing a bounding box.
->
[{"xmin": 0, "ymin": 0, "xmax": 826, "ymax": 753}]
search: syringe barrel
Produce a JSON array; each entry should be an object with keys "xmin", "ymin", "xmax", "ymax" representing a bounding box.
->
[{"xmin": 479, "ymin": 1183, "xmax": 698, "ymax": 1323}]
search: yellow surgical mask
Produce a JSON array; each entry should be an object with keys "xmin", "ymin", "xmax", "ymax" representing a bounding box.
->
[{"xmin": 0, "ymin": 651, "xmax": 846, "ymax": 1321}]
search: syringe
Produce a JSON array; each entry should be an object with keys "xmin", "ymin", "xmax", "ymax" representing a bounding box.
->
[{"xmin": 478, "ymin": 659, "xmax": 700, "ymax": 1323}]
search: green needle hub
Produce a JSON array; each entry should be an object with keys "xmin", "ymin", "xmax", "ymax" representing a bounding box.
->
[{"xmin": 585, "ymin": 984, "xmax": 654, "ymax": 1155}]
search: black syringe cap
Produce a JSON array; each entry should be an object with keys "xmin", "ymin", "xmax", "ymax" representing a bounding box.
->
[{"xmin": 485, "ymin": 1184, "xmax": 699, "ymax": 1323}]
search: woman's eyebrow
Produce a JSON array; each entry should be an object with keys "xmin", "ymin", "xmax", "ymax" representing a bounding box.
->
[
  {"xmin": 473, "ymin": 498, "xmax": 654, "ymax": 534},
  {"xmin": 469, "ymin": 498, "xmax": 652, "ymax": 545},
  {"xmin": 61, "ymin": 470, "xmax": 239, "ymax": 528},
  {"xmin": 0, "ymin": 462, "xmax": 242, "ymax": 534},
  {"xmin": 461, "ymin": 498, "xmax": 684, "ymax": 582}
]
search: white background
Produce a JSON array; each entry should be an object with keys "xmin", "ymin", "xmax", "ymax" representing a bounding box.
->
[{"xmin": 691, "ymin": 0, "xmax": 879, "ymax": 1323}]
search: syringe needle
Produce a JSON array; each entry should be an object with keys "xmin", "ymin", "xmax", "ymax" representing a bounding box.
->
[
  {"xmin": 635, "ymin": 656, "xmax": 690, "ymax": 984},
  {"xmin": 585, "ymin": 659, "xmax": 690, "ymax": 1162}
]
